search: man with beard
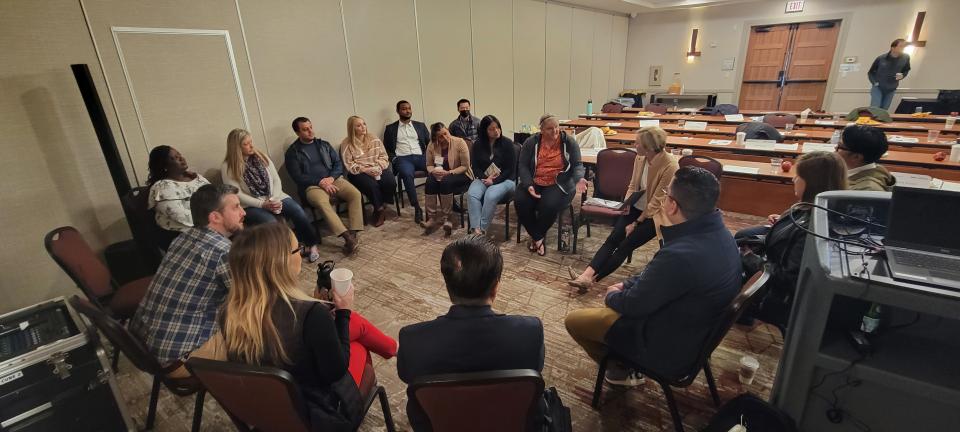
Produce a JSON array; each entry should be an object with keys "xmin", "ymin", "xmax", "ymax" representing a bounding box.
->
[{"xmin": 383, "ymin": 100, "xmax": 431, "ymax": 223}]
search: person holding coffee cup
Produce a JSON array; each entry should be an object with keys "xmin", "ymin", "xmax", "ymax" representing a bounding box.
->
[
  {"xmin": 422, "ymin": 123, "xmax": 474, "ymax": 236},
  {"xmin": 218, "ymin": 223, "xmax": 397, "ymax": 428}
]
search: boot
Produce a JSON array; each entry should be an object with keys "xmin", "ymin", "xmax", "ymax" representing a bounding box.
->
[
  {"xmin": 421, "ymin": 195, "xmax": 440, "ymax": 235},
  {"xmin": 341, "ymin": 231, "xmax": 359, "ymax": 255},
  {"xmin": 439, "ymin": 194, "xmax": 454, "ymax": 237},
  {"xmin": 372, "ymin": 208, "xmax": 385, "ymax": 227},
  {"xmin": 414, "ymin": 206, "xmax": 423, "ymax": 225}
]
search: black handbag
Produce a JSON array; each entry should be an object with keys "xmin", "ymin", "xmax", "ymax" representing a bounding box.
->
[{"xmin": 317, "ymin": 260, "xmax": 335, "ymax": 291}]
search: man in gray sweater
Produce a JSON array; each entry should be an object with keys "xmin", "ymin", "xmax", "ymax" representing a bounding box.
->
[{"xmin": 867, "ymin": 38, "xmax": 911, "ymax": 110}]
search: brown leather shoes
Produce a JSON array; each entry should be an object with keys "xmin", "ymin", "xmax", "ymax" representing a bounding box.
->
[
  {"xmin": 341, "ymin": 231, "xmax": 359, "ymax": 255},
  {"xmin": 372, "ymin": 209, "xmax": 385, "ymax": 227}
]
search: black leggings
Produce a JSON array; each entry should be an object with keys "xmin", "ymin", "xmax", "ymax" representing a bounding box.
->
[
  {"xmin": 588, "ymin": 208, "xmax": 657, "ymax": 281},
  {"xmin": 348, "ymin": 170, "xmax": 396, "ymax": 209},
  {"xmin": 514, "ymin": 184, "xmax": 575, "ymax": 242},
  {"xmin": 425, "ymin": 173, "xmax": 470, "ymax": 195}
]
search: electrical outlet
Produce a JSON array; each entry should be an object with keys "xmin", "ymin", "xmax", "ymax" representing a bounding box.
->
[{"xmin": 844, "ymin": 56, "xmax": 858, "ymax": 63}]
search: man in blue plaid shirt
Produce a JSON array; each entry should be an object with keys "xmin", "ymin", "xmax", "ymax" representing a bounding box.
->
[{"xmin": 131, "ymin": 184, "xmax": 246, "ymax": 365}]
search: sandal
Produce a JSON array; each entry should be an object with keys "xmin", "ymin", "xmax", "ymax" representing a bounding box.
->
[
  {"xmin": 528, "ymin": 240, "xmax": 537, "ymax": 252},
  {"xmin": 535, "ymin": 240, "xmax": 546, "ymax": 257}
]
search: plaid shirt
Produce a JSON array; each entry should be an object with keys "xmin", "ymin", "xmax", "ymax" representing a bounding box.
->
[{"xmin": 130, "ymin": 227, "xmax": 231, "ymax": 364}]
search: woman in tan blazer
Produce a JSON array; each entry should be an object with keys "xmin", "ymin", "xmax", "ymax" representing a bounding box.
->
[
  {"xmin": 568, "ymin": 126, "xmax": 679, "ymax": 292},
  {"xmin": 423, "ymin": 123, "xmax": 474, "ymax": 236}
]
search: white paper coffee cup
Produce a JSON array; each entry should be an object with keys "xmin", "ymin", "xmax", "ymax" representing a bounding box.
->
[
  {"xmin": 330, "ymin": 268, "xmax": 354, "ymax": 295},
  {"xmin": 739, "ymin": 356, "xmax": 760, "ymax": 385},
  {"xmin": 736, "ymin": 132, "xmax": 747, "ymax": 145},
  {"xmin": 946, "ymin": 117, "xmax": 956, "ymax": 129},
  {"xmin": 434, "ymin": 156, "xmax": 444, "ymax": 167},
  {"xmin": 950, "ymin": 144, "xmax": 960, "ymax": 163},
  {"xmin": 681, "ymin": 148, "xmax": 693, "ymax": 156}
]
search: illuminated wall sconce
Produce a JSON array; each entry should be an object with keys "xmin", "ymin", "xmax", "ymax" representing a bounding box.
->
[
  {"xmin": 686, "ymin": 28, "xmax": 702, "ymax": 61},
  {"xmin": 908, "ymin": 11, "xmax": 927, "ymax": 48}
]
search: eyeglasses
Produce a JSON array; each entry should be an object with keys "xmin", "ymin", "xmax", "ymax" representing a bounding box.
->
[
  {"xmin": 662, "ymin": 188, "xmax": 682, "ymax": 209},
  {"xmin": 291, "ymin": 244, "xmax": 305, "ymax": 255},
  {"xmin": 835, "ymin": 145, "xmax": 851, "ymax": 152}
]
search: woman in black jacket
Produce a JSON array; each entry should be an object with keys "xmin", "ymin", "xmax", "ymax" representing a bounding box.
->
[
  {"xmin": 515, "ymin": 114, "xmax": 587, "ymax": 256},
  {"xmin": 739, "ymin": 151, "xmax": 848, "ymax": 330},
  {"xmin": 467, "ymin": 115, "xmax": 517, "ymax": 235}
]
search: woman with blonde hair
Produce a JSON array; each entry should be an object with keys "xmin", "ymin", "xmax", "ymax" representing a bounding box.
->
[
  {"xmin": 568, "ymin": 126, "xmax": 678, "ymax": 291},
  {"xmin": 221, "ymin": 128, "xmax": 319, "ymax": 262},
  {"xmin": 340, "ymin": 116, "xmax": 396, "ymax": 227},
  {"xmin": 422, "ymin": 123, "xmax": 473, "ymax": 237},
  {"xmin": 219, "ymin": 223, "xmax": 397, "ymax": 430}
]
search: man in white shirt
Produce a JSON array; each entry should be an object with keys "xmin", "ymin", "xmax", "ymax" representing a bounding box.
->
[{"xmin": 383, "ymin": 100, "xmax": 431, "ymax": 223}]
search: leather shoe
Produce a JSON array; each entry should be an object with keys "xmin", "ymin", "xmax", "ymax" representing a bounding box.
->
[
  {"xmin": 341, "ymin": 232, "xmax": 359, "ymax": 255},
  {"xmin": 372, "ymin": 210, "xmax": 385, "ymax": 227},
  {"xmin": 414, "ymin": 207, "xmax": 423, "ymax": 225}
]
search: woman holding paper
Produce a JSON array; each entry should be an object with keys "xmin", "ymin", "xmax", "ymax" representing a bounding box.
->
[
  {"xmin": 567, "ymin": 126, "xmax": 678, "ymax": 292},
  {"xmin": 467, "ymin": 115, "xmax": 517, "ymax": 235},
  {"xmin": 218, "ymin": 222, "xmax": 397, "ymax": 429},
  {"xmin": 422, "ymin": 123, "xmax": 474, "ymax": 236}
]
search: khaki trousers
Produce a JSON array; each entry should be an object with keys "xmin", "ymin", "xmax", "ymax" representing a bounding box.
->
[
  {"xmin": 564, "ymin": 307, "xmax": 621, "ymax": 363},
  {"xmin": 305, "ymin": 177, "xmax": 363, "ymax": 237}
]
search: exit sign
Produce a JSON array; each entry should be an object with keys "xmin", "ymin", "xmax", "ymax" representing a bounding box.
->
[{"xmin": 785, "ymin": 0, "xmax": 804, "ymax": 13}]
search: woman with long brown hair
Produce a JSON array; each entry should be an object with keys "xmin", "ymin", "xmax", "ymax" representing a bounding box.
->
[
  {"xmin": 340, "ymin": 116, "xmax": 396, "ymax": 227},
  {"xmin": 422, "ymin": 123, "xmax": 473, "ymax": 236},
  {"xmin": 219, "ymin": 223, "xmax": 397, "ymax": 430},
  {"xmin": 222, "ymin": 128, "xmax": 320, "ymax": 262}
]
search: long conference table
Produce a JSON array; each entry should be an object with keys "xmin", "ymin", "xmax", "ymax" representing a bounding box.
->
[
  {"xmin": 579, "ymin": 134, "xmax": 960, "ymax": 215},
  {"xmin": 624, "ymin": 106, "xmax": 957, "ymax": 123},
  {"xmin": 579, "ymin": 112, "xmax": 960, "ymax": 134},
  {"xmin": 562, "ymin": 118, "xmax": 957, "ymax": 152}
]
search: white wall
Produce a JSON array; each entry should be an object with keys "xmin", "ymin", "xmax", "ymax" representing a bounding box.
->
[
  {"xmin": 624, "ymin": 0, "xmax": 960, "ymax": 112},
  {"xmin": 0, "ymin": 0, "xmax": 628, "ymax": 313}
]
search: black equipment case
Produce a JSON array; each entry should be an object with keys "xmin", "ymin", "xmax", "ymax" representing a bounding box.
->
[{"xmin": 0, "ymin": 297, "xmax": 133, "ymax": 431}]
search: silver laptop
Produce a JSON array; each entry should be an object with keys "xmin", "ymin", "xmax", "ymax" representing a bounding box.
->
[{"xmin": 885, "ymin": 187, "xmax": 960, "ymax": 289}]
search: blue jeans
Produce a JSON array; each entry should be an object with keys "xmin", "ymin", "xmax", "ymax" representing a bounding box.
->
[
  {"xmin": 467, "ymin": 179, "xmax": 516, "ymax": 231},
  {"xmin": 870, "ymin": 85, "xmax": 895, "ymax": 110},
  {"xmin": 243, "ymin": 197, "xmax": 319, "ymax": 246},
  {"xmin": 394, "ymin": 154, "xmax": 427, "ymax": 207}
]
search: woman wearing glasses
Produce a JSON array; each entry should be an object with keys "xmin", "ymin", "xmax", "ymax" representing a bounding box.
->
[
  {"xmin": 567, "ymin": 127, "xmax": 678, "ymax": 292},
  {"xmin": 219, "ymin": 223, "xmax": 397, "ymax": 430}
]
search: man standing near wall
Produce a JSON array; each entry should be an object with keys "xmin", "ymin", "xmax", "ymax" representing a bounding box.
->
[{"xmin": 867, "ymin": 39, "xmax": 911, "ymax": 110}]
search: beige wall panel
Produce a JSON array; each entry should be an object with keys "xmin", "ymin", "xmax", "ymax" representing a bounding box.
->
[
  {"xmin": 590, "ymin": 12, "xmax": 612, "ymax": 105},
  {"xmin": 82, "ymin": 0, "xmax": 264, "ymax": 184},
  {"xmin": 513, "ymin": 0, "xmax": 546, "ymax": 129},
  {"xmin": 471, "ymin": 0, "xmax": 514, "ymax": 132},
  {"xmin": 569, "ymin": 8, "xmax": 594, "ymax": 118},
  {"xmin": 237, "ymin": 0, "xmax": 355, "ymax": 165},
  {"xmin": 343, "ymin": 0, "xmax": 422, "ymax": 141},
  {"xmin": 609, "ymin": 16, "xmax": 628, "ymax": 98},
  {"xmin": 115, "ymin": 32, "xmax": 246, "ymax": 181},
  {"xmin": 417, "ymin": 0, "xmax": 475, "ymax": 127},
  {"xmin": 0, "ymin": 0, "xmax": 129, "ymax": 313},
  {"xmin": 544, "ymin": 3, "xmax": 573, "ymax": 119}
]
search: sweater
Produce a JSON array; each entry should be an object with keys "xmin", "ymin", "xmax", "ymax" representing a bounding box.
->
[
  {"xmin": 868, "ymin": 52, "xmax": 911, "ymax": 91},
  {"xmin": 625, "ymin": 151, "xmax": 679, "ymax": 235},
  {"xmin": 848, "ymin": 165, "xmax": 896, "ymax": 191},
  {"xmin": 339, "ymin": 134, "xmax": 390, "ymax": 175},
  {"xmin": 220, "ymin": 156, "xmax": 290, "ymax": 209},
  {"xmin": 470, "ymin": 137, "xmax": 517, "ymax": 184},
  {"xmin": 518, "ymin": 132, "xmax": 585, "ymax": 194},
  {"xmin": 426, "ymin": 136, "xmax": 474, "ymax": 179},
  {"xmin": 284, "ymin": 138, "xmax": 345, "ymax": 200},
  {"xmin": 604, "ymin": 210, "xmax": 741, "ymax": 379}
]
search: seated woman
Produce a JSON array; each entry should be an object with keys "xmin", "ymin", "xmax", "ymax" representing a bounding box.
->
[
  {"xmin": 467, "ymin": 115, "xmax": 516, "ymax": 235},
  {"xmin": 738, "ymin": 151, "xmax": 848, "ymax": 330},
  {"xmin": 567, "ymin": 126, "xmax": 678, "ymax": 292},
  {"xmin": 515, "ymin": 114, "xmax": 586, "ymax": 256},
  {"xmin": 340, "ymin": 116, "xmax": 397, "ymax": 227},
  {"xmin": 146, "ymin": 145, "xmax": 210, "ymax": 249},
  {"xmin": 219, "ymin": 223, "xmax": 397, "ymax": 430},
  {"xmin": 221, "ymin": 128, "xmax": 320, "ymax": 262},
  {"xmin": 422, "ymin": 123, "xmax": 473, "ymax": 237}
]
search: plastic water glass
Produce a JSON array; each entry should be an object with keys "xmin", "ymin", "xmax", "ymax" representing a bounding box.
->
[
  {"xmin": 677, "ymin": 119, "xmax": 686, "ymax": 127},
  {"xmin": 928, "ymin": 130, "xmax": 940, "ymax": 142},
  {"xmin": 916, "ymin": 106, "xmax": 923, "ymax": 114},
  {"xmin": 739, "ymin": 356, "xmax": 760, "ymax": 385},
  {"xmin": 785, "ymin": 123, "xmax": 794, "ymax": 131},
  {"xmin": 946, "ymin": 117, "xmax": 956, "ymax": 129},
  {"xmin": 671, "ymin": 148, "xmax": 681, "ymax": 156},
  {"xmin": 770, "ymin": 157, "xmax": 783, "ymax": 168}
]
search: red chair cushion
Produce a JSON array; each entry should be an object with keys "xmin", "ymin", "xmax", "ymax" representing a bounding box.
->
[{"xmin": 108, "ymin": 276, "xmax": 151, "ymax": 319}]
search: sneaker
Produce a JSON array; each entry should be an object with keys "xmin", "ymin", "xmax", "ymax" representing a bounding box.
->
[{"xmin": 604, "ymin": 364, "xmax": 645, "ymax": 386}]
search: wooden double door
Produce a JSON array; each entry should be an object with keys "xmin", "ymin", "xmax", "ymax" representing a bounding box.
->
[{"xmin": 739, "ymin": 21, "xmax": 840, "ymax": 111}]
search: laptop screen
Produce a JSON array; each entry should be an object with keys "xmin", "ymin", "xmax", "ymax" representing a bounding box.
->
[{"xmin": 887, "ymin": 187, "xmax": 960, "ymax": 255}]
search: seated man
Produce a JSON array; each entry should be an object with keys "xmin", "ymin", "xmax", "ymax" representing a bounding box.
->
[
  {"xmin": 398, "ymin": 235, "xmax": 545, "ymax": 431},
  {"xmin": 836, "ymin": 124, "xmax": 896, "ymax": 191},
  {"xmin": 130, "ymin": 184, "xmax": 245, "ymax": 367},
  {"xmin": 285, "ymin": 116, "xmax": 363, "ymax": 254},
  {"xmin": 448, "ymin": 98, "xmax": 481, "ymax": 145},
  {"xmin": 565, "ymin": 166, "xmax": 741, "ymax": 383},
  {"xmin": 383, "ymin": 100, "xmax": 430, "ymax": 223}
]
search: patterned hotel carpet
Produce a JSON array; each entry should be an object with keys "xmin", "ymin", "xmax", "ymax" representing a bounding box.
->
[{"xmin": 112, "ymin": 200, "xmax": 782, "ymax": 431}]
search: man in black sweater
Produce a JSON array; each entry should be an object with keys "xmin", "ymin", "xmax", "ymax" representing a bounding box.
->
[
  {"xmin": 397, "ymin": 235, "xmax": 545, "ymax": 431},
  {"xmin": 565, "ymin": 166, "xmax": 741, "ymax": 384},
  {"xmin": 867, "ymin": 38, "xmax": 911, "ymax": 110}
]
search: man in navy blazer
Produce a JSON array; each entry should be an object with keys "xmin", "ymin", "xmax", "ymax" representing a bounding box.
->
[
  {"xmin": 397, "ymin": 235, "xmax": 545, "ymax": 431},
  {"xmin": 383, "ymin": 100, "xmax": 431, "ymax": 223}
]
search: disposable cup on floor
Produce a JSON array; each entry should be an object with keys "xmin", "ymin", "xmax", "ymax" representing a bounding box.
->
[
  {"xmin": 330, "ymin": 268, "xmax": 354, "ymax": 295},
  {"xmin": 739, "ymin": 356, "xmax": 760, "ymax": 385}
]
